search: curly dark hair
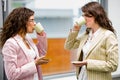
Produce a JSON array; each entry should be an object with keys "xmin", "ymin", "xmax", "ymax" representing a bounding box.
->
[
  {"xmin": 0, "ymin": 7, "xmax": 34, "ymax": 47},
  {"xmin": 81, "ymin": 2, "xmax": 115, "ymax": 34}
]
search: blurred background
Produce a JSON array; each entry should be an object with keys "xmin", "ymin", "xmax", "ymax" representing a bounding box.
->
[{"xmin": 0, "ymin": 0, "xmax": 120, "ymax": 80}]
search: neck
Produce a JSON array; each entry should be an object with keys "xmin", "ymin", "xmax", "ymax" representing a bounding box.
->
[{"xmin": 91, "ymin": 24, "xmax": 100, "ymax": 33}]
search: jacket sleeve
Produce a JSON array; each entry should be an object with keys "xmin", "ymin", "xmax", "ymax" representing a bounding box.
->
[
  {"xmin": 36, "ymin": 32, "xmax": 48, "ymax": 56},
  {"xmin": 64, "ymin": 30, "xmax": 80, "ymax": 50}
]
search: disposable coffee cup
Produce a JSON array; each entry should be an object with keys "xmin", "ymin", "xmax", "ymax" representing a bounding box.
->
[
  {"xmin": 34, "ymin": 22, "xmax": 44, "ymax": 33},
  {"xmin": 75, "ymin": 16, "xmax": 86, "ymax": 26}
]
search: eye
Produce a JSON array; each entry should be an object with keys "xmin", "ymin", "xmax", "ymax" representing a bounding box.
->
[
  {"xmin": 82, "ymin": 14, "xmax": 93, "ymax": 17},
  {"xmin": 28, "ymin": 19, "xmax": 35, "ymax": 22}
]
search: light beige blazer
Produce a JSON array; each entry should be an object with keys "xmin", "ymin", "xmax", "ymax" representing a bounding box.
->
[{"xmin": 64, "ymin": 28, "xmax": 118, "ymax": 80}]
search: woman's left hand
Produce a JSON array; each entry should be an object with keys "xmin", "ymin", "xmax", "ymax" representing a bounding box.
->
[
  {"xmin": 71, "ymin": 60, "xmax": 87, "ymax": 67},
  {"xmin": 35, "ymin": 56, "xmax": 49, "ymax": 65}
]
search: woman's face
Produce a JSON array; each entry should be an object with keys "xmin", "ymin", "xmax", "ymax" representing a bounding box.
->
[
  {"xmin": 82, "ymin": 13, "xmax": 95, "ymax": 29},
  {"xmin": 26, "ymin": 15, "xmax": 35, "ymax": 33}
]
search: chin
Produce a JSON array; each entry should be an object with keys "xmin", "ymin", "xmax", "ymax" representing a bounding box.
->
[
  {"xmin": 86, "ymin": 26, "xmax": 91, "ymax": 28},
  {"xmin": 28, "ymin": 31, "xmax": 33, "ymax": 33}
]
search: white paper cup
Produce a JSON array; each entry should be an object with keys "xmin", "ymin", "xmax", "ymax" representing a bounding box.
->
[
  {"xmin": 75, "ymin": 16, "xmax": 86, "ymax": 26},
  {"xmin": 34, "ymin": 22, "xmax": 44, "ymax": 33}
]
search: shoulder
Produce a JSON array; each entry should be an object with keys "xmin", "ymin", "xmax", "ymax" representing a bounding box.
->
[
  {"xmin": 105, "ymin": 30, "xmax": 114, "ymax": 36},
  {"xmin": 104, "ymin": 30, "xmax": 117, "ymax": 39},
  {"xmin": 4, "ymin": 38, "xmax": 17, "ymax": 47},
  {"xmin": 104, "ymin": 30, "xmax": 118, "ymax": 43},
  {"xmin": 3, "ymin": 37, "xmax": 19, "ymax": 49}
]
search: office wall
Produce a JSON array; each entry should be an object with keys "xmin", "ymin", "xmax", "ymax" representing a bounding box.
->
[
  {"xmin": 35, "ymin": 17, "xmax": 73, "ymax": 38},
  {"xmin": 31, "ymin": 9, "xmax": 74, "ymax": 75},
  {"xmin": 108, "ymin": 0, "xmax": 120, "ymax": 77},
  {"xmin": 0, "ymin": 0, "xmax": 4, "ymax": 79},
  {"xmin": 0, "ymin": 0, "xmax": 11, "ymax": 80},
  {"xmin": 0, "ymin": 0, "xmax": 3, "ymax": 27}
]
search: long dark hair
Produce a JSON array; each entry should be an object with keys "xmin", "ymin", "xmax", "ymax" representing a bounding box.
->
[
  {"xmin": 81, "ymin": 2, "xmax": 115, "ymax": 34},
  {"xmin": 0, "ymin": 7, "xmax": 34, "ymax": 47}
]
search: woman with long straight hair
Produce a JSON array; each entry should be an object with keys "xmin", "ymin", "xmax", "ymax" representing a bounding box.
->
[{"xmin": 64, "ymin": 2, "xmax": 118, "ymax": 80}]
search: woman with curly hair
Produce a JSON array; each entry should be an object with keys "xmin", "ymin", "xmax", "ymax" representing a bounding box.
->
[{"xmin": 0, "ymin": 7, "xmax": 49, "ymax": 80}]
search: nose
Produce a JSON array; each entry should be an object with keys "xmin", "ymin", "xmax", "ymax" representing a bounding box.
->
[{"xmin": 34, "ymin": 22, "xmax": 36, "ymax": 26}]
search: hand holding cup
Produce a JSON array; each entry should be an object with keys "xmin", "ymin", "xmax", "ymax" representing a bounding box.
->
[
  {"xmin": 75, "ymin": 16, "xmax": 86, "ymax": 26},
  {"xmin": 34, "ymin": 22, "xmax": 44, "ymax": 34},
  {"xmin": 73, "ymin": 16, "xmax": 86, "ymax": 31}
]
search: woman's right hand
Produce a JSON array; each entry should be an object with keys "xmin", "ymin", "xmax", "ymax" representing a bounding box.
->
[
  {"xmin": 73, "ymin": 23, "xmax": 81, "ymax": 31},
  {"xmin": 35, "ymin": 56, "xmax": 49, "ymax": 65}
]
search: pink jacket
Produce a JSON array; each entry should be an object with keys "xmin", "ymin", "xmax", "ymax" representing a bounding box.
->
[{"xmin": 2, "ymin": 33, "xmax": 47, "ymax": 80}]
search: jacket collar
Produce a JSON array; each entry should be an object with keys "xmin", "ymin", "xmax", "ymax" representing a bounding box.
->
[
  {"xmin": 85, "ymin": 28, "xmax": 106, "ymax": 59},
  {"xmin": 13, "ymin": 34, "xmax": 38, "ymax": 61}
]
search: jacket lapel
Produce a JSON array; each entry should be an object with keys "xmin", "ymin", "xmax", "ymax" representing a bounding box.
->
[
  {"xmin": 85, "ymin": 28, "xmax": 106, "ymax": 59},
  {"xmin": 25, "ymin": 34, "xmax": 39, "ymax": 57},
  {"xmin": 13, "ymin": 35, "xmax": 32, "ymax": 61}
]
